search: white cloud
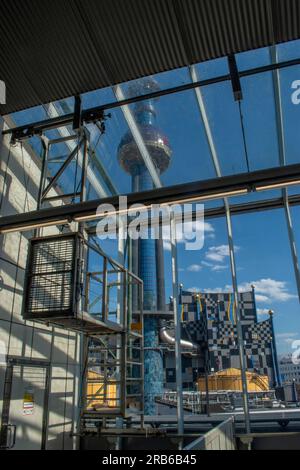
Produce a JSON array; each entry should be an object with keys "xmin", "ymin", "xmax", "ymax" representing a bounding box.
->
[
  {"xmin": 277, "ymin": 332, "xmax": 300, "ymax": 346},
  {"xmin": 202, "ymin": 260, "xmax": 228, "ymax": 271},
  {"xmin": 255, "ymin": 294, "xmax": 270, "ymax": 303},
  {"xmin": 257, "ymin": 308, "xmax": 270, "ymax": 316},
  {"xmin": 163, "ymin": 221, "xmax": 215, "ymax": 252},
  {"xmin": 201, "ymin": 261, "xmax": 213, "ymax": 267},
  {"xmin": 284, "ymin": 338, "xmax": 298, "ymax": 344},
  {"xmin": 205, "ymin": 245, "xmax": 229, "ymax": 262},
  {"xmin": 187, "ymin": 287, "xmax": 201, "ymax": 293},
  {"xmin": 198, "ymin": 278, "xmax": 295, "ymax": 305},
  {"xmin": 203, "ymin": 222, "xmax": 215, "ymax": 239},
  {"xmin": 204, "ymin": 222, "xmax": 214, "ymax": 232},
  {"xmin": 211, "ymin": 264, "xmax": 227, "ymax": 272},
  {"xmin": 203, "ymin": 287, "xmax": 230, "ymax": 294},
  {"xmin": 205, "ymin": 245, "xmax": 239, "ymax": 263},
  {"xmin": 238, "ymin": 278, "xmax": 297, "ymax": 303},
  {"xmin": 277, "ymin": 332, "xmax": 298, "ymax": 339},
  {"xmin": 187, "ymin": 264, "xmax": 202, "ymax": 272}
]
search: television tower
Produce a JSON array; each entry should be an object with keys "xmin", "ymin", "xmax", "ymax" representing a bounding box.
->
[{"xmin": 118, "ymin": 78, "xmax": 172, "ymax": 413}]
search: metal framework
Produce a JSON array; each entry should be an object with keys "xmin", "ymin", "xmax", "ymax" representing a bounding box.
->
[
  {"xmin": 270, "ymin": 46, "xmax": 300, "ymax": 302},
  {"xmin": 3, "ymin": 57, "xmax": 300, "ymax": 139},
  {"xmin": 81, "ymin": 270, "xmax": 144, "ymax": 425},
  {"xmin": 1, "ymin": 162, "xmax": 300, "ymax": 234},
  {"xmin": 16, "ymin": 126, "xmax": 145, "ymax": 433},
  {"xmin": 1, "ymin": 50, "xmax": 300, "ymax": 441},
  {"xmin": 190, "ymin": 58, "xmax": 251, "ymax": 432}
]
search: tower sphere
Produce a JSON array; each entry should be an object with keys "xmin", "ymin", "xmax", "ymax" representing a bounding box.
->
[
  {"xmin": 117, "ymin": 77, "xmax": 172, "ymax": 175},
  {"xmin": 118, "ymin": 126, "xmax": 172, "ymax": 174}
]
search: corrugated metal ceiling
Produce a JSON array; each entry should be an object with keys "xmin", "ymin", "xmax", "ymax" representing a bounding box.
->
[{"xmin": 0, "ymin": 0, "xmax": 300, "ymax": 115}]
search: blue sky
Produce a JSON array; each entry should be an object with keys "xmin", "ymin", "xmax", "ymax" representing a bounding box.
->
[
  {"xmin": 10, "ymin": 40, "xmax": 300, "ymax": 355},
  {"xmin": 172, "ymin": 208, "xmax": 300, "ymax": 356}
]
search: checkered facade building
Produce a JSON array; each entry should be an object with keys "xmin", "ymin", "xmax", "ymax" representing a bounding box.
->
[{"xmin": 163, "ymin": 290, "xmax": 276, "ymax": 390}]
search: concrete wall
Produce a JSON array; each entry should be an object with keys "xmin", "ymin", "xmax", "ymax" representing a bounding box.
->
[{"xmin": 0, "ymin": 120, "xmax": 81, "ymax": 449}]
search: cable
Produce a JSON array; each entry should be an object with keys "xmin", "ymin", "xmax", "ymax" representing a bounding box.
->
[
  {"xmin": 238, "ymin": 100, "xmax": 250, "ymax": 173},
  {"xmin": 72, "ymin": 135, "xmax": 80, "ymax": 203},
  {"xmin": 0, "ymin": 141, "xmax": 12, "ymax": 212},
  {"xmin": 21, "ymin": 141, "xmax": 35, "ymax": 214},
  {"xmin": 62, "ymin": 330, "xmax": 70, "ymax": 449}
]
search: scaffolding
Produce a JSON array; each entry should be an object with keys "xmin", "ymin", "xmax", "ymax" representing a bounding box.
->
[
  {"xmin": 15, "ymin": 120, "xmax": 145, "ymax": 432},
  {"xmin": 22, "ymin": 230, "xmax": 144, "ymax": 426}
]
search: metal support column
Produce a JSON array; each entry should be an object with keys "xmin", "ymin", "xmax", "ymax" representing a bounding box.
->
[
  {"xmin": 225, "ymin": 201, "xmax": 251, "ymax": 433},
  {"xmin": 170, "ymin": 211, "xmax": 184, "ymax": 443},
  {"xmin": 270, "ymin": 45, "xmax": 300, "ymax": 303},
  {"xmin": 36, "ymin": 136, "xmax": 49, "ymax": 211},
  {"xmin": 116, "ymin": 218, "xmax": 126, "ymax": 446},
  {"xmin": 283, "ymin": 188, "xmax": 300, "ymax": 302},
  {"xmin": 35, "ymin": 136, "xmax": 50, "ymax": 240},
  {"xmin": 190, "ymin": 64, "xmax": 250, "ymax": 432},
  {"xmin": 269, "ymin": 309, "xmax": 281, "ymax": 387}
]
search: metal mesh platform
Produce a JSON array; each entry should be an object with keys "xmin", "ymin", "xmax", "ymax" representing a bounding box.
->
[{"xmin": 22, "ymin": 232, "xmax": 142, "ymax": 336}]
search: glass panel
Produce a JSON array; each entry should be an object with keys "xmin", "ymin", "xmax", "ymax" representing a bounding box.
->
[
  {"xmin": 117, "ymin": 82, "xmax": 217, "ymax": 187},
  {"xmin": 120, "ymin": 67, "xmax": 191, "ymax": 99},
  {"xmin": 194, "ymin": 56, "xmax": 229, "ymax": 80},
  {"xmin": 198, "ymin": 80, "xmax": 248, "ymax": 176},
  {"xmin": 85, "ymin": 106, "xmax": 134, "ymax": 196},
  {"xmin": 176, "ymin": 216, "xmax": 232, "ymax": 295},
  {"xmin": 228, "ymin": 189, "xmax": 282, "ymax": 206},
  {"xmin": 235, "ymin": 46, "xmax": 271, "ymax": 71},
  {"xmin": 232, "ymin": 208, "xmax": 300, "ymax": 388},
  {"xmin": 276, "ymin": 39, "xmax": 300, "ymax": 62},
  {"xmin": 276, "ymin": 64, "xmax": 300, "ymax": 166},
  {"xmin": 239, "ymin": 72, "xmax": 280, "ymax": 171},
  {"xmin": 10, "ymin": 105, "xmax": 47, "ymax": 127},
  {"xmin": 81, "ymin": 86, "xmax": 116, "ymax": 110}
]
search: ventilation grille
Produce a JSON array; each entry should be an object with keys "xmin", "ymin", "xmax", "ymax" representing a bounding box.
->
[{"xmin": 25, "ymin": 235, "xmax": 76, "ymax": 318}]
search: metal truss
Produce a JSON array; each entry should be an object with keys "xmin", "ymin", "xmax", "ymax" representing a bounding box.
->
[
  {"xmin": 1, "ymin": 163, "xmax": 300, "ymax": 234},
  {"xmin": 3, "ymin": 57, "xmax": 300, "ymax": 140}
]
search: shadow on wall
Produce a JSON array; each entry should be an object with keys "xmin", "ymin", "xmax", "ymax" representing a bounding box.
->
[{"xmin": 0, "ymin": 134, "xmax": 81, "ymax": 450}]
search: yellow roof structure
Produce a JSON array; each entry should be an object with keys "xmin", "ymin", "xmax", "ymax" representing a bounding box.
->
[
  {"xmin": 86, "ymin": 370, "xmax": 117, "ymax": 410},
  {"xmin": 197, "ymin": 367, "xmax": 270, "ymax": 392}
]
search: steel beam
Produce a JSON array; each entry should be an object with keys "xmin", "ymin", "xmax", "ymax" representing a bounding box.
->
[
  {"xmin": 3, "ymin": 58, "xmax": 300, "ymax": 138},
  {"xmin": 1, "ymin": 164, "xmax": 300, "ymax": 234},
  {"xmin": 42, "ymin": 138, "xmax": 83, "ymax": 200},
  {"xmin": 44, "ymin": 102, "xmax": 109, "ymax": 199},
  {"xmin": 85, "ymin": 193, "xmax": 300, "ymax": 231}
]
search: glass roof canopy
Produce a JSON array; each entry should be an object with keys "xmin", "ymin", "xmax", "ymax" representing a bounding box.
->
[
  {"xmin": 3, "ymin": 40, "xmax": 300, "ymax": 423},
  {"xmin": 6, "ymin": 40, "xmax": 300, "ymax": 208}
]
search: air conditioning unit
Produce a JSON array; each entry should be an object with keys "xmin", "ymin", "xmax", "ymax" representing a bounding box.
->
[{"xmin": 22, "ymin": 232, "xmax": 139, "ymax": 334}]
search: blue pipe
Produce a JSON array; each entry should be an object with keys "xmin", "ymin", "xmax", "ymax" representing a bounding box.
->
[{"xmin": 138, "ymin": 165, "xmax": 163, "ymax": 414}]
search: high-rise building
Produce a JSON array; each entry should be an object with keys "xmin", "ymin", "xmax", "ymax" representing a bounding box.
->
[
  {"xmin": 279, "ymin": 355, "xmax": 300, "ymax": 385},
  {"xmin": 118, "ymin": 78, "xmax": 172, "ymax": 413}
]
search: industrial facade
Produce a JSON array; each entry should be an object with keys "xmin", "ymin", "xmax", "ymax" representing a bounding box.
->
[{"xmin": 164, "ymin": 290, "xmax": 278, "ymax": 390}]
